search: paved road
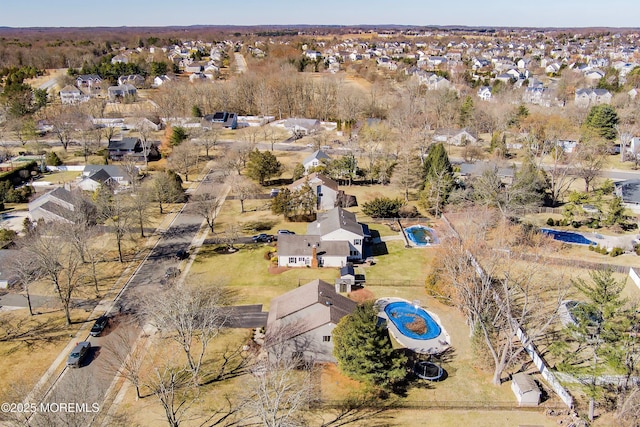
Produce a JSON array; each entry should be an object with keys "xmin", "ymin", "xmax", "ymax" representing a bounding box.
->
[
  {"xmin": 234, "ymin": 53, "xmax": 247, "ymax": 74},
  {"xmin": 29, "ymin": 168, "xmax": 225, "ymax": 426}
]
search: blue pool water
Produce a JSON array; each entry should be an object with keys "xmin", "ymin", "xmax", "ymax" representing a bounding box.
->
[
  {"xmin": 384, "ymin": 301, "xmax": 442, "ymax": 340},
  {"xmin": 405, "ymin": 225, "xmax": 438, "ymax": 246},
  {"xmin": 540, "ymin": 228, "xmax": 595, "ymax": 245}
]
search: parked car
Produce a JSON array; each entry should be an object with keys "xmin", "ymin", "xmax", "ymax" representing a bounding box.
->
[
  {"xmin": 175, "ymin": 249, "xmax": 188, "ymax": 260},
  {"xmin": 252, "ymin": 233, "xmax": 274, "ymax": 243},
  {"xmin": 269, "ymin": 188, "xmax": 280, "ymax": 198},
  {"xmin": 89, "ymin": 316, "xmax": 109, "ymax": 337},
  {"xmin": 67, "ymin": 341, "xmax": 91, "ymax": 368},
  {"xmin": 277, "ymin": 230, "xmax": 295, "ymax": 235}
]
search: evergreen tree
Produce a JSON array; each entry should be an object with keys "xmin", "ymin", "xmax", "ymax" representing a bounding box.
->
[
  {"xmin": 583, "ymin": 104, "xmax": 619, "ymax": 141},
  {"xmin": 169, "ymin": 126, "xmax": 189, "ymax": 146},
  {"xmin": 246, "ymin": 149, "xmax": 282, "ymax": 185},
  {"xmin": 459, "ymin": 95, "xmax": 474, "ymax": 128},
  {"xmin": 423, "ymin": 143, "xmax": 453, "ymax": 180},
  {"xmin": 333, "ymin": 302, "xmax": 407, "ymax": 390}
]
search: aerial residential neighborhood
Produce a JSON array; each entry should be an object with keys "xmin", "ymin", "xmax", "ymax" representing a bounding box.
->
[{"xmin": 1, "ymin": 4, "xmax": 640, "ymax": 426}]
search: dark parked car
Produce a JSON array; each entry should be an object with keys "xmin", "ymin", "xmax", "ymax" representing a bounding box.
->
[
  {"xmin": 90, "ymin": 316, "xmax": 109, "ymax": 337},
  {"xmin": 67, "ymin": 341, "xmax": 91, "ymax": 368},
  {"xmin": 252, "ymin": 233, "xmax": 274, "ymax": 243},
  {"xmin": 175, "ymin": 249, "xmax": 188, "ymax": 260}
]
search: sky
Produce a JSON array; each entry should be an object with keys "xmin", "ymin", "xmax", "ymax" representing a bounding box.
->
[{"xmin": 1, "ymin": 0, "xmax": 639, "ymax": 28}]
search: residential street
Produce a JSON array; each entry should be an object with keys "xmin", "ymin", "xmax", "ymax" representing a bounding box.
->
[{"xmin": 27, "ymin": 165, "xmax": 226, "ymax": 426}]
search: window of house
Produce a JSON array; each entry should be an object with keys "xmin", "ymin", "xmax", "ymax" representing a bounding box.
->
[
  {"xmin": 322, "ymin": 336, "xmax": 331, "ymax": 342},
  {"xmin": 354, "ymin": 239, "xmax": 362, "ymax": 245},
  {"xmin": 288, "ymin": 257, "xmax": 296, "ymax": 263},
  {"xmin": 298, "ymin": 257, "xmax": 306, "ymax": 262}
]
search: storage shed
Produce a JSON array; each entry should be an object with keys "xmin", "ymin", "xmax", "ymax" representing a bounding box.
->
[{"xmin": 511, "ymin": 373, "xmax": 541, "ymax": 406}]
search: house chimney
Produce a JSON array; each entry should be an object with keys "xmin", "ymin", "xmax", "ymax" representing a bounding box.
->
[{"xmin": 311, "ymin": 244, "xmax": 318, "ymax": 268}]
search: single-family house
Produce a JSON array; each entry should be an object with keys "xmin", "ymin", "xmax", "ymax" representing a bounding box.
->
[
  {"xmin": 302, "ymin": 150, "xmax": 331, "ymax": 173},
  {"xmin": 307, "ymin": 208, "xmax": 365, "ymax": 260},
  {"xmin": 283, "ymin": 118, "xmax": 321, "ymax": 136},
  {"xmin": 203, "ymin": 111, "xmax": 238, "ymax": 129},
  {"xmin": 289, "ymin": 173, "xmax": 339, "ymax": 211},
  {"xmin": 111, "ymin": 54, "xmax": 129, "ymax": 64},
  {"xmin": 433, "ymin": 129, "xmax": 478, "ymax": 146},
  {"xmin": 28, "ymin": 187, "xmax": 89, "ymax": 224},
  {"xmin": 81, "ymin": 165, "xmax": 135, "ymax": 188},
  {"xmin": 277, "ymin": 207, "xmax": 367, "ymax": 268},
  {"xmin": 185, "ymin": 62, "xmax": 205, "ymax": 73},
  {"xmin": 59, "ymin": 85, "xmax": 89, "ymax": 104},
  {"xmin": 75, "ymin": 74, "xmax": 102, "ymax": 92},
  {"xmin": 153, "ymin": 75, "xmax": 171, "ymax": 87},
  {"xmin": 584, "ymin": 69, "xmax": 605, "ymax": 82},
  {"xmin": 574, "ymin": 88, "xmax": 612, "ymax": 108},
  {"xmin": 523, "ymin": 87, "xmax": 553, "ymax": 107},
  {"xmin": 477, "ymin": 86, "xmax": 492, "ymax": 101},
  {"xmin": 265, "ymin": 279, "xmax": 357, "ymax": 362},
  {"xmin": 108, "ymin": 84, "xmax": 137, "ymax": 102},
  {"xmin": 511, "ymin": 373, "xmax": 541, "ymax": 406},
  {"xmin": 107, "ymin": 137, "xmax": 147, "ymax": 161},
  {"xmin": 117, "ymin": 74, "xmax": 145, "ymax": 87}
]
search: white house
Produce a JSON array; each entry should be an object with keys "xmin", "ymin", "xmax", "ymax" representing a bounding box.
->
[
  {"xmin": 477, "ymin": 86, "xmax": 492, "ymax": 101},
  {"xmin": 153, "ymin": 75, "xmax": 171, "ymax": 87},
  {"xmin": 265, "ymin": 279, "xmax": 356, "ymax": 362},
  {"xmin": 302, "ymin": 150, "xmax": 331, "ymax": 173},
  {"xmin": 59, "ymin": 85, "xmax": 89, "ymax": 104},
  {"xmin": 277, "ymin": 207, "xmax": 367, "ymax": 268},
  {"xmin": 289, "ymin": 173, "xmax": 339, "ymax": 211}
]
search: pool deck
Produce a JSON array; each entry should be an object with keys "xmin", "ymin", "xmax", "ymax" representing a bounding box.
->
[{"xmin": 376, "ymin": 297, "xmax": 451, "ymax": 355}]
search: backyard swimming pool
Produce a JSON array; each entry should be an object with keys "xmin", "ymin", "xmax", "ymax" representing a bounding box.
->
[
  {"xmin": 383, "ymin": 301, "xmax": 442, "ymax": 340},
  {"xmin": 405, "ymin": 225, "xmax": 438, "ymax": 246},
  {"xmin": 540, "ymin": 228, "xmax": 595, "ymax": 245}
]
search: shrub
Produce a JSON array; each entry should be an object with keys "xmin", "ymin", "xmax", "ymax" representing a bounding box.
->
[
  {"xmin": 571, "ymin": 221, "xmax": 581, "ymax": 228},
  {"xmin": 362, "ymin": 197, "xmax": 405, "ymax": 218},
  {"xmin": 45, "ymin": 151, "xmax": 62, "ymax": 166},
  {"xmin": 610, "ymin": 247, "xmax": 624, "ymax": 257},
  {"xmin": 636, "ymin": 245, "xmax": 640, "ymax": 256},
  {"xmin": 242, "ymin": 220, "xmax": 276, "ymax": 232},
  {"xmin": 588, "ymin": 245, "xmax": 595, "ymax": 251},
  {"xmin": 546, "ymin": 217, "xmax": 555, "ymax": 226},
  {"xmin": 398, "ymin": 205, "xmax": 420, "ymax": 218}
]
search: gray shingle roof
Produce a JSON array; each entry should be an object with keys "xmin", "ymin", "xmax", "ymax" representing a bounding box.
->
[
  {"xmin": 307, "ymin": 207, "xmax": 363, "ymax": 237},
  {"xmin": 277, "ymin": 235, "xmax": 349, "ymax": 258},
  {"xmin": 289, "ymin": 172, "xmax": 339, "ymax": 192},
  {"xmin": 303, "ymin": 150, "xmax": 331, "ymax": 166},
  {"xmin": 267, "ymin": 279, "xmax": 357, "ymax": 337}
]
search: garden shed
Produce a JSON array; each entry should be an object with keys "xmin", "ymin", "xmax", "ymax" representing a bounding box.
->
[{"xmin": 511, "ymin": 373, "xmax": 541, "ymax": 406}]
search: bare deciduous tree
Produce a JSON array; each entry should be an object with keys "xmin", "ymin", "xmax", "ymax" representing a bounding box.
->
[
  {"xmin": 243, "ymin": 343, "xmax": 317, "ymax": 427},
  {"xmin": 168, "ymin": 141, "xmax": 199, "ymax": 182},
  {"xmin": 191, "ymin": 191, "xmax": 222, "ymax": 233},
  {"xmin": 142, "ymin": 284, "xmax": 234, "ymax": 384}
]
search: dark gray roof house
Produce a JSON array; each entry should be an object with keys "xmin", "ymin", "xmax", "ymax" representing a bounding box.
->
[
  {"xmin": 203, "ymin": 111, "xmax": 238, "ymax": 129},
  {"xmin": 265, "ymin": 279, "xmax": 357, "ymax": 362},
  {"xmin": 107, "ymin": 137, "xmax": 145, "ymax": 161},
  {"xmin": 108, "ymin": 84, "xmax": 137, "ymax": 101}
]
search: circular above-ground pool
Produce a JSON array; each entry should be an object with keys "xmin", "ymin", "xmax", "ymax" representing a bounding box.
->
[
  {"xmin": 405, "ymin": 225, "xmax": 438, "ymax": 246},
  {"xmin": 540, "ymin": 228, "xmax": 595, "ymax": 245},
  {"xmin": 384, "ymin": 301, "xmax": 442, "ymax": 340}
]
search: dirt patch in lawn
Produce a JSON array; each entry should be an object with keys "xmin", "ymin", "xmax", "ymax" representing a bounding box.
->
[{"xmin": 349, "ymin": 287, "xmax": 375, "ymax": 303}]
